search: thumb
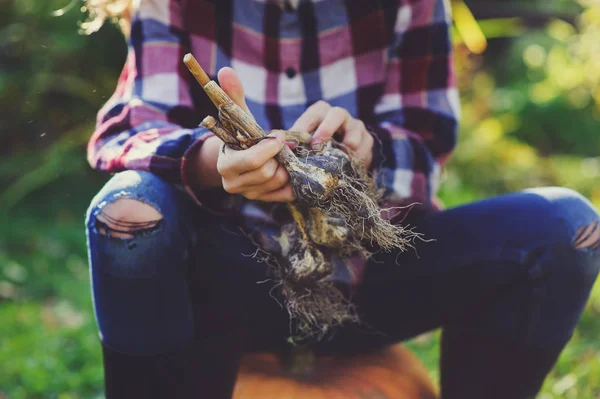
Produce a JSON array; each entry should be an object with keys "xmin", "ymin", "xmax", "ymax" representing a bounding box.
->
[{"xmin": 218, "ymin": 67, "xmax": 250, "ymax": 114}]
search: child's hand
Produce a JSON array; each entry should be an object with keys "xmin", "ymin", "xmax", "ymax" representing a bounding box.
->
[
  {"xmin": 291, "ymin": 101, "xmax": 374, "ymax": 168},
  {"xmin": 214, "ymin": 67, "xmax": 295, "ymax": 202},
  {"xmin": 217, "ymin": 131, "xmax": 294, "ymax": 202}
]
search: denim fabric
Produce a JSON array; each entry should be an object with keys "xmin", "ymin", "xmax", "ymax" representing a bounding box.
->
[
  {"xmin": 86, "ymin": 171, "xmax": 198, "ymax": 354},
  {"xmin": 86, "ymin": 171, "xmax": 600, "ymax": 357}
]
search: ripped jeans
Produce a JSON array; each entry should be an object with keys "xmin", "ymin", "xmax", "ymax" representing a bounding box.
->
[{"xmin": 86, "ymin": 171, "xmax": 600, "ymax": 398}]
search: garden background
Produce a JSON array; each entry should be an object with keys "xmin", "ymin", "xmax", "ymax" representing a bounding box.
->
[{"xmin": 1, "ymin": 0, "xmax": 599, "ymax": 397}]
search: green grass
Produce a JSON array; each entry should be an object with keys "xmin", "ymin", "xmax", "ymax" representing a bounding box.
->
[
  {"xmin": 0, "ymin": 175, "xmax": 105, "ymax": 399},
  {"xmin": 0, "ymin": 174, "xmax": 599, "ymax": 398}
]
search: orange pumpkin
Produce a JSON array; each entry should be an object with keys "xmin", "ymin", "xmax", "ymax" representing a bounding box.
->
[{"xmin": 233, "ymin": 344, "xmax": 439, "ymax": 399}]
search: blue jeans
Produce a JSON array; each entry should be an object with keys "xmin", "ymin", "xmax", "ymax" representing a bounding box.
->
[{"xmin": 86, "ymin": 171, "xmax": 600, "ymax": 398}]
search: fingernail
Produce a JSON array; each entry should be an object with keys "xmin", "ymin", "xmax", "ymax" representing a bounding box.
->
[
  {"xmin": 274, "ymin": 131, "xmax": 286, "ymax": 141},
  {"xmin": 265, "ymin": 132, "xmax": 285, "ymax": 149}
]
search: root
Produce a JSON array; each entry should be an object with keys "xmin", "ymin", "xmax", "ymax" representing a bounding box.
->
[
  {"xmin": 295, "ymin": 143, "xmax": 420, "ymax": 255},
  {"xmin": 268, "ymin": 143, "xmax": 422, "ymax": 340},
  {"xmin": 255, "ymin": 222, "xmax": 360, "ymax": 343},
  {"xmin": 326, "ymin": 179, "xmax": 416, "ymax": 252},
  {"xmin": 185, "ymin": 57, "xmax": 420, "ymax": 343},
  {"xmin": 280, "ymin": 275, "xmax": 359, "ymax": 344}
]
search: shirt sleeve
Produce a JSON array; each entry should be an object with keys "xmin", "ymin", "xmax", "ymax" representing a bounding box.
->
[
  {"xmin": 369, "ymin": 0, "xmax": 460, "ymax": 211},
  {"xmin": 87, "ymin": 0, "xmax": 214, "ymax": 205}
]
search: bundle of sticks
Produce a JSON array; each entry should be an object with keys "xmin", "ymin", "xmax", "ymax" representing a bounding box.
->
[{"xmin": 184, "ymin": 54, "xmax": 415, "ymax": 341}]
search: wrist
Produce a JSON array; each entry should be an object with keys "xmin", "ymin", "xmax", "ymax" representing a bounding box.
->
[{"xmin": 193, "ymin": 135, "xmax": 223, "ymax": 189}]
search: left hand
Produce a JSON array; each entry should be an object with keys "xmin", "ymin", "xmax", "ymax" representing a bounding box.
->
[{"xmin": 290, "ymin": 101, "xmax": 374, "ymax": 168}]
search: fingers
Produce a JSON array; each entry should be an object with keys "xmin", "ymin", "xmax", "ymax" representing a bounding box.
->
[
  {"xmin": 217, "ymin": 132, "xmax": 285, "ymax": 177},
  {"xmin": 343, "ymin": 119, "xmax": 373, "ymax": 168},
  {"xmin": 290, "ymin": 100, "xmax": 331, "ymax": 134},
  {"xmin": 342, "ymin": 119, "xmax": 365, "ymax": 151},
  {"xmin": 218, "ymin": 130, "xmax": 293, "ymax": 202},
  {"xmin": 218, "ymin": 67, "xmax": 250, "ymax": 113},
  {"xmin": 312, "ymin": 107, "xmax": 351, "ymax": 147},
  {"xmin": 223, "ymin": 161, "xmax": 293, "ymax": 202},
  {"xmin": 291, "ymin": 102, "xmax": 371, "ymax": 160},
  {"xmin": 253, "ymin": 184, "xmax": 295, "ymax": 203},
  {"xmin": 290, "ymin": 101, "xmax": 353, "ymax": 149},
  {"xmin": 241, "ymin": 166, "xmax": 291, "ymax": 199},
  {"xmin": 223, "ymin": 160, "xmax": 280, "ymax": 193}
]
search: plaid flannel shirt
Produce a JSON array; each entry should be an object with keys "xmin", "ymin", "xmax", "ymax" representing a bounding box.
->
[{"xmin": 88, "ymin": 0, "xmax": 460, "ymax": 287}]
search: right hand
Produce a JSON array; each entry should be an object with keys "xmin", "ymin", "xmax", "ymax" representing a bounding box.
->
[{"xmin": 211, "ymin": 67, "xmax": 295, "ymax": 203}]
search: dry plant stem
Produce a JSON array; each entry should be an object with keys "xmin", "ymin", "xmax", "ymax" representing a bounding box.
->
[
  {"xmin": 185, "ymin": 54, "xmax": 345, "ymax": 335},
  {"xmin": 272, "ymin": 129, "xmax": 313, "ymax": 146},
  {"xmin": 201, "ymin": 116, "xmax": 241, "ymax": 149},
  {"xmin": 185, "ymin": 54, "xmax": 326, "ymax": 269},
  {"xmin": 184, "ymin": 54, "xmax": 335, "ymax": 207},
  {"xmin": 184, "ymin": 53, "xmax": 417, "ymax": 341},
  {"xmin": 184, "ymin": 53, "xmax": 210, "ymax": 86},
  {"xmin": 210, "ymin": 88, "xmax": 305, "ymax": 179},
  {"xmin": 203, "ymin": 117, "xmax": 311, "ymax": 151}
]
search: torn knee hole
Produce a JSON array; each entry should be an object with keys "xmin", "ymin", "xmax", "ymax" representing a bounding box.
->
[
  {"xmin": 573, "ymin": 220, "xmax": 600, "ymax": 250},
  {"xmin": 95, "ymin": 198, "xmax": 163, "ymax": 239}
]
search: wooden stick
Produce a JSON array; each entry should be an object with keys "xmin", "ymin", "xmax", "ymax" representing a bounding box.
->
[
  {"xmin": 183, "ymin": 54, "xmax": 210, "ymax": 87},
  {"xmin": 184, "ymin": 54, "xmax": 265, "ymax": 137},
  {"xmin": 201, "ymin": 116, "xmax": 241, "ymax": 148},
  {"xmin": 183, "ymin": 54, "xmax": 348, "ymax": 283},
  {"xmin": 184, "ymin": 55, "xmax": 312, "ymax": 146},
  {"xmin": 272, "ymin": 130, "xmax": 312, "ymax": 146},
  {"xmin": 184, "ymin": 53, "xmax": 301, "ymax": 169}
]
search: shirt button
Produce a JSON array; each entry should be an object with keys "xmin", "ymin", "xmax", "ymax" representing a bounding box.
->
[{"xmin": 285, "ymin": 67, "xmax": 297, "ymax": 79}]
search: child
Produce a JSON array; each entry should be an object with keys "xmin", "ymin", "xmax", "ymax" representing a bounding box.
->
[{"xmin": 85, "ymin": 0, "xmax": 600, "ymax": 398}]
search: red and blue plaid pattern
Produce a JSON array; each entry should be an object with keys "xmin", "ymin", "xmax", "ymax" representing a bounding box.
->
[{"xmin": 88, "ymin": 0, "xmax": 460, "ymax": 286}]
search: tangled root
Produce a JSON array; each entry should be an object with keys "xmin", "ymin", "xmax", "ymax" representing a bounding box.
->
[
  {"xmin": 253, "ymin": 221, "xmax": 360, "ymax": 343},
  {"xmin": 190, "ymin": 71, "xmax": 420, "ymax": 341},
  {"xmin": 280, "ymin": 275, "xmax": 359, "ymax": 344},
  {"xmin": 295, "ymin": 143, "xmax": 420, "ymax": 254},
  {"xmin": 260, "ymin": 143, "xmax": 422, "ymax": 342}
]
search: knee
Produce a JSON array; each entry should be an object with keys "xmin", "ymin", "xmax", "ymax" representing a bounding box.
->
[
  {"xmin": 527, "ymin": 187, "xmax": 600, "ymax": 252},
  {"xmin": 93, "ymin": 198, "xmax": 162, "ymax": 239},
  {"xmin": 85, "ymin": 173, "xmax": 196, "ymax": 355},
  {"xmin": 85, "ymin": 171, "xmax": 175, "ymax": 239}
]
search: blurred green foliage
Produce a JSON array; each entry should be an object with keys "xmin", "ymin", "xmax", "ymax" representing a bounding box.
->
[
  {"xmin": 442, "ymin": 0, "xmax": 600, "ymax": 210},
  {"xmin": 0, "ymin": 0, "xmax": 599, "ymax": 398}
]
